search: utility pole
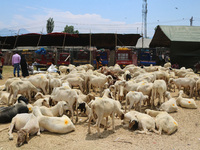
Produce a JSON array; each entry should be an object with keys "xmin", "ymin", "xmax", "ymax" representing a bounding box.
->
[
  {"xmin": 143, "ymin": 0, "xmax": 148, "ymax": 38},
  {"xmin": 190, "ymin": 16, "xmax": 193, "ymax": 26}
]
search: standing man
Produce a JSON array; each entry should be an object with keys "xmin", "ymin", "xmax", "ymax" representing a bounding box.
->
[
  {"xmin": 0, "ymin": 53, "xmax": 4, "ymax": 79},
  {"xmin": 96, "ymin": 53, "xmax": 102, "ymax": 69},
  {"xmin": 12, "ymin": 51, "xmax": 21, "ymax": 77}
]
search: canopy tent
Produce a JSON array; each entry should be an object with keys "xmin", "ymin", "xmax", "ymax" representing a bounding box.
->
[
  {"xmin": 0, "ymin": 33, "xmax": 141, "ymax": 50},
  {"xmin": 150, "ymin": 25, "xmax": 200, "ymax": 68}
]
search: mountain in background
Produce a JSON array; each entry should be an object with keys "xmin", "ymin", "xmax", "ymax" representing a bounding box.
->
[{"xmin": 0, "ymin": 28, "xmax": 30, "ymax": 36}]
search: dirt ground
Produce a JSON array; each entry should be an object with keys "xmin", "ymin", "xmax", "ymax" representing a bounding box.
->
[{"xmin": 0, "ymin": 66, "xmax": 200, "ymax": 150}]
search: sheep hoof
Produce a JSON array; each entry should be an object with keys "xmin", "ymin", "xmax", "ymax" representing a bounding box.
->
[
  {"xmin": 88, "ymin": 130, "xmax": 91, "ymax": 134},
  {"xmin": 9, "ymin": 136, "xmax": 13, "ymax": 140}
]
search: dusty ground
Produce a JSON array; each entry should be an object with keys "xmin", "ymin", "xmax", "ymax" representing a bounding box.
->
[{"xmin": 0, "ymin": 66, "xmax": 200, "ymax": 150}]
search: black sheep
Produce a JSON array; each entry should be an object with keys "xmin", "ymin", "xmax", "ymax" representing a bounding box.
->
[{"xmin": 0, "ymin": 102, "xmax": 29, "ymax": 123}]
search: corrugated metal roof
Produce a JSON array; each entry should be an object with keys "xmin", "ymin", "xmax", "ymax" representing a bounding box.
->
[
  {"xmin": 135, "ymin": 38, "xmax": 151, "ymax": 48},
  {"xmin": 159, "ymin": 25, "xmax": 200, "ymax": 42}
]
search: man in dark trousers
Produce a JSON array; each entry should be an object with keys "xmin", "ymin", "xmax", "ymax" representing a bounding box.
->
[{"xmin": 96, "ymin": 53, "xmax": 102, "ymax": 69}]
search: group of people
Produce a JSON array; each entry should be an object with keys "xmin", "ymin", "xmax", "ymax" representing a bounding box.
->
[{"xmin": 12, "ymin": 52, "xmax": 29, "ymax": 78}]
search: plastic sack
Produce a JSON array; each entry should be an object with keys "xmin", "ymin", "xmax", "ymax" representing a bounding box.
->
[{"xmin": 47, "ymin": 64, "xmax": 58, "ymax": 73}]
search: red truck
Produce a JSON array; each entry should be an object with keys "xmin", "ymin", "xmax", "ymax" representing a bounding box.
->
[{"xmin": 116, "ymin": 47, "xmax": 133, "ymax": 67}]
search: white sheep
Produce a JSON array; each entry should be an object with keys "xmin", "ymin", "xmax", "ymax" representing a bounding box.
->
[
  {"xmin": 50, "ymin": 89, "xmax": 79, "ymax": 123},
  {"xmin": 151, "ymin": 80, "xmax": 167, "ymax": 109},
  {"xmin": 39, "ymin": 101, "xmax": 69, "ymax": 117},
  {"xmin": 88, "ymin": 97, "xmax": 124, "ymax": 137},
  {"xmin": 123, "ymin": 111, "xmax": 159, "ymax": 134},
  {"xmin": 8, "ymin": 80, "xmax": 38, "ymax": 105},
  {"xmin": 168, "ymin": 78, "xmax": 196, "ymax": 97},
  {"xmin": 33, "ymin": 106, "xmax": 75, "ymax": 134},
  {"xmin": 28, "ymin": 74, "xmax": 49, "ymax": 95},
  {"xmin": 125, "ymin": 91, "xmax": 148, "ymax": 112},
  {"xmin": 145, "ymin": 109, "xmax": 178, "ymax": 135},
  {"xmin": 89, "ymin": 75, "xmax": 113, "ymax": 96},
  {"xmin": 176, "ymin": 90, "xmax": 197, "ymax": 109},
  {"xmin": 67, "ymin": 77, "xmax": 85, "ymax": 93},
  {"xmin": 8, "ymin": 113, "xmax": 40, "ymax": 147},
  {"xmin": 159, "ymin": 98, "xmax": 178, "ymax": 113}
]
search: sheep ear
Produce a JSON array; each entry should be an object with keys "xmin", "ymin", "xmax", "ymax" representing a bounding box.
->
[
  {"xmin": 25, "ymin": 132, "xmax": 29, "ymax": 144},
  {"xmin": 59, "ymin": 103, "xmax": 64, "ymax": 116}
]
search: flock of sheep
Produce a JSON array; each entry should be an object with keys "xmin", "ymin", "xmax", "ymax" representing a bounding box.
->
[{"xmin": 0, "ymin": 62, "xmax": 199, "ymax": 147}]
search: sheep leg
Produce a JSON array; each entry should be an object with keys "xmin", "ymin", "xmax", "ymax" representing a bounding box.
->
[
  {"xmin": 104, "ymin": 117, "xmax": 108, "ymax": 130},
  {"xmin": 8, "ymin": 118, "xmax": 16, "ymax": 140},
  {"xmin": 190, "ymin": 87, "xmax": 193, "ymax": 98},
  {"xmin": 158, "ymin": 126, "xmax": 162, "ymax": 135},
  {"xmin": 70, "ymin": 107, "xmax": 75, "ymax": 123},
  {"xmin": 36, "ymin": 128, "xmax": 40, "ymax": 136},
  {"xmin": 135, "ymin": 128, "xmax": 150, "ymax": 134},
  {"xmin": 12, "ymin": 91, "xmax": 18, "ymax": 105},
  {"xmin": 129, "ymin": 100, "xmax": 134, "ymax": 112},
  {"xmin": 96, "ymin": 115, "xmax": 103, "ymax": 137},
  {"xmin": 41, "ymin": 86, "xmax": 47, "ymax": 95},
  {"xmin": 151, "ymin": 90, "xmax": 154, "ymax": 109},
  {"xmin": 27, "ymin": 91, "xmax": 31, "ymax": 102},
  {"xmin": 88, "ymin": 114, "xmax": 93, "ymax": 134},
  {"xmin": 125, "ymin": 97, "xmax": 128, "ymax": 113},
  {"xmin": 150, "ymin": 128, "xmax": 159, "ymax": 134},
  {"xmin": 8, "ymin": 94, "xmax": 12, "ymax": 106},
  {"xmin": 139, "ymin": 101, "xmax": 141, "ymax": 112},
  {"xmin": 100, "ymin": 87, "xmax": 103, "ymax": 97},
  {"xmin": 111, "ymin": 113, "xmax": 115, "ymax": 133}
]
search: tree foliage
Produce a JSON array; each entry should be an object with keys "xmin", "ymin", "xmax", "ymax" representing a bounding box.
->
[
  {"xmin": 46, "ymin": 17, "xmax": 54, "ymax": 33},
  {"xmin": 63, "ymin": 25, "xmax": 79, "ymax": 34}
]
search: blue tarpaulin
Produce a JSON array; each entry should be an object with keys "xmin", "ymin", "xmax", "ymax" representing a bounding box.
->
[{"xmin": 35, "ymin": 48, "xmax": 46, "ymax": 55}]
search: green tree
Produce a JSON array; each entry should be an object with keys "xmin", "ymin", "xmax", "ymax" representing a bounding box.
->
[
  {"xmin": 46, "ymin": 17, "xmax": 54, "ymax": 33},
  {"xmin": 63, "ymin": 25, "xmax": 79, "ymax": 34}
]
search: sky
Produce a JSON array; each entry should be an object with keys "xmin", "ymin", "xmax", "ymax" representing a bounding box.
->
[{"xmin": 0, "ymin": 0, "xmax": 200, "ymax": 37}]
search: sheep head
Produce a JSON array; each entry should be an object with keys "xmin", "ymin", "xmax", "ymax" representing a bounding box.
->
[
  {"xmin": 17, "ymin": 129, "xmax": 28, "ymax": 147},
  {"xmin": 128, "ymin": 118, "xmax": 139, "ymax": 130}
]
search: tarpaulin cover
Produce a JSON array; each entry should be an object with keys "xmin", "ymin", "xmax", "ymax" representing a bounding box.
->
[{"xmin": 35, "ymin": 48, "xmax": 46, "ymax": 55}]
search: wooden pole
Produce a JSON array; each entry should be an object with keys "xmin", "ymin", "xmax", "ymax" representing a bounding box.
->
[
  {"xmin": 89, "ymin": 30, "xmax": 92, "ymax": 64},
  {"xmin": 37, "ymin": 28, "xmax": 43, "ymax": 47},
  {"xmin": 13, "ymin": 29, "xmax": 20, "ymax": 49}
]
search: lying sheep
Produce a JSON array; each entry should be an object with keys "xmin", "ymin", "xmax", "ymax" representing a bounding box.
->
[
  {"xmin": 0, "ymin": 101, "xmax": 29, "ymax": 123},
  {"xmin": 145, "ymin": 109, "xmax": 178, "ymax": 135},
  {"xmin": 8, "ymin": 113, "xmax": 40, "ymax": 147},
  {"xmin": 39, "ymin": 101, "xmax": 68, "ymax": 117},
  {"xmin": 125, "ymin": 91, "xmax": 148, "ymax": 112},
  {"xmin": 123, "ymin": 111, "xmax": 159, "ymax": 134},
  {"xmin": 33, "ymin": 106, "xmax": 75, "ymax": 134},
  {"xmin": 176, "ymin": 90, "xmax": 197, "ymax": 109},
  {"xmin": 159, "ymin": 98, "xmax": 178, "ymax": 113}
]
